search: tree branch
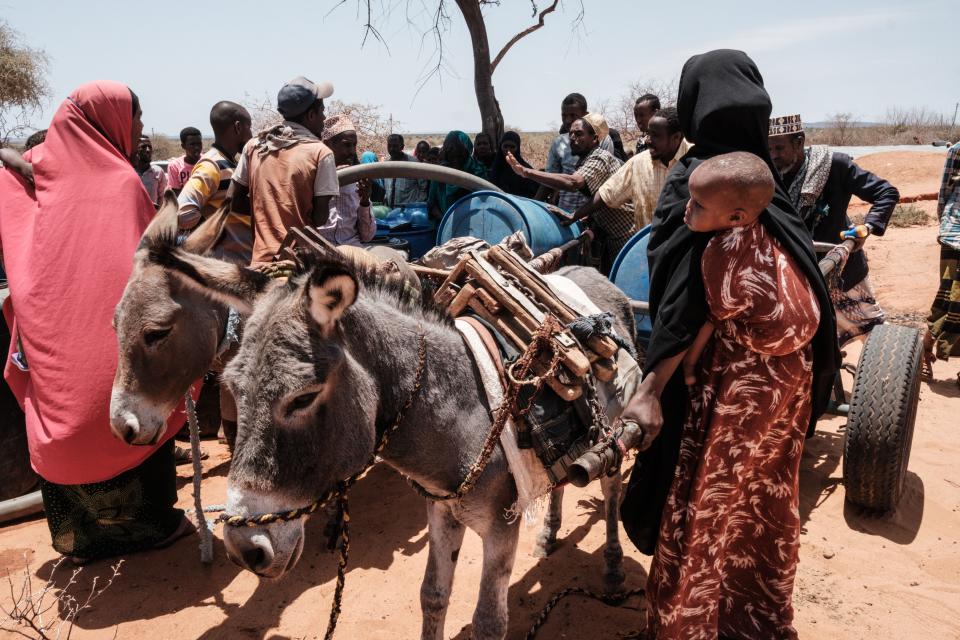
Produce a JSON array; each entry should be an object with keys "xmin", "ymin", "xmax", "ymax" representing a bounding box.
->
[{"xmin": 489, "ymin": 0, "xmax": 559, "ymax": 74}]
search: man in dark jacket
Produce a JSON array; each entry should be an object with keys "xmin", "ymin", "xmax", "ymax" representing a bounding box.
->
[{"xmin": 769, "ymin": 114, "xmax": 900, "ymax": 343}]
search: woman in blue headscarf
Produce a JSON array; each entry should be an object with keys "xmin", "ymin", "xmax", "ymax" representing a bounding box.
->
[
  {"xmin": 359, "ymin": 150, "xmax": 386, "ymax": 203},
  {"xmin": 427, "ymin": 131, "xmax": 489, "ymax": 219}
]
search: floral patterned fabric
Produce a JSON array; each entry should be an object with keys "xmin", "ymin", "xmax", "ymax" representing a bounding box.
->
[{"xmin": 646, "ymin": 221, "xmax": 820, "ymax": 640}]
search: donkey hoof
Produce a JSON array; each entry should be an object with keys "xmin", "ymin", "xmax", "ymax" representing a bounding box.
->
[{"xmin": 604, "ymin": 568, "xmax": 626, "ymax": 594}]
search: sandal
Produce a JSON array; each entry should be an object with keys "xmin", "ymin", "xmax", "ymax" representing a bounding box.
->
[
  {"xmin": 153, "ymin": 515, "xmax": 197, "ymax": 550},
  {"xmin": 174, "ymin": 445, "xmax": 208, "ymax": 466}
]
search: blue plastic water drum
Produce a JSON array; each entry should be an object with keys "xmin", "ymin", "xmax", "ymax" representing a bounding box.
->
[
  {"xmin": 437, "ymin": 191, "xmax": 582, "ymax": 256},
  {"xmin": 375, "ymin": 203, "xmax": 436, "ymax": 260},
  {"xmin": 609, "ymin": 224, "xmax": 652, "ymax": 344}
]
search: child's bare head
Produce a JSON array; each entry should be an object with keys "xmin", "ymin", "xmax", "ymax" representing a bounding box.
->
[{"xmin": 684, "ymin": 152, "xmax": 775, "ymax": 232}]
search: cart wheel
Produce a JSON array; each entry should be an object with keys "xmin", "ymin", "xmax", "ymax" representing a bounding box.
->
[{"xmin": 843, "ymin": 323, "xmax": 923, "ymax": 511}]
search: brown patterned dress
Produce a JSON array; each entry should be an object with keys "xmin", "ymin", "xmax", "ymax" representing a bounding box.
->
[{"xmin": 646, "ymin": 221, "xmax": 821, "ymax": 640}]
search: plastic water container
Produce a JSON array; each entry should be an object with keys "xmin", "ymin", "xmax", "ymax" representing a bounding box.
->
[
  {"xmin": 373, "ymin": 202, "xmax": 436, "ymax": 260},
  {"xmin": 436, "ymin": 191, "xmax": 581, "ymax": 256},
  {"xmin": 608, "ymin": 225, "xmax": 652, "ymax": 345}
]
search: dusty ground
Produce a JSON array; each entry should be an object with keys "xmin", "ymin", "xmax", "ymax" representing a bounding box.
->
[
  {"xmin": 2, "ymin": 151, "xmax": 959, "ymax": 639},
  {"xmin": 852, "ymin": 151, "xmax": 946, "ymax": 204}
]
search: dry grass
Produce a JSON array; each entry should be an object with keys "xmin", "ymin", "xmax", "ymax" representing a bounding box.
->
[
  {"xmin": 806, "ymin": 124, "xmax": 959, "ymax": 147},
  {"xmin": 849, "ymin": 204, "xmax": 932, "ymax": 228},
  {"xmin": 888, "ymin": 204, "xmax": 931, "ymax": 227}
]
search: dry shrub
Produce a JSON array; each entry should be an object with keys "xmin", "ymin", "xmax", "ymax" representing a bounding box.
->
[
  {"xmin": 849, "ymin": 205, "xmax": 931, "ymax": 228},
  {"xmin": 0, "ymin": 21, "xmax": 49, "ymax": 143},
  {"xmin": 806, "ymin": 106, "xmax": 959, "ymax": 147},
  {"xmin": 1, "ymin": 556, "xmax": 123, "ymax": 639},
  {"xmin": 888, "ymin": 204, "xmax": 931, "ymax": 227}
]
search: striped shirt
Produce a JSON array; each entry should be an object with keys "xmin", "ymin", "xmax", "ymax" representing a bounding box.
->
[
  {"xmin": 575, "ymin": 147, "xmax": 636, "ymax": 242},
  {"xmin": 177, "ymin": 145, "xmax": 253, "ymax": 263},
  {"xmin": 938, "ymin": 142, "xmax": 960, "ymax": 250}
]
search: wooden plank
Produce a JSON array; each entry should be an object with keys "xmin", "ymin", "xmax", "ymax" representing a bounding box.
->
[
  {"xmin": 449, "ymin": 283, "xmax": 477, "ymax": 317},
  {"xmin": 487, "ymin": 246, "xmax": 619, "ymax": 359}
]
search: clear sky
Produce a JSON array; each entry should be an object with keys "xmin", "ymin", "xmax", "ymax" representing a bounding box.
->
[{"xmin": 5, "ymin": 0, "xmax": 957, "ymax": 137}]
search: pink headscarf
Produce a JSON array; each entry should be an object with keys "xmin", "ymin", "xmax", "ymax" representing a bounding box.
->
[{"xmin": 0, "ymin": 81, "xmax": 175, "ymax": 484}]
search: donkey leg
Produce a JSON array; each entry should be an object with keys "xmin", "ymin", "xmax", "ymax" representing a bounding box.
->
[
  {"xmin": 420, "ymin": 501, "xmax": 466, "ymax": 640},
  {"xmin": 533, "ymin": 486, "xmax": 564, "ymax": 558},
  {"xmin": 599, "ymin": 470, "xmax": 626, "ymax": 593},
  {"xmin": 472, "ymin": 518, "xmax": 520, "ymax": 640},
  {"xmin": 218, "ymin": 382, "xmax": 238, "ymax": 452}
]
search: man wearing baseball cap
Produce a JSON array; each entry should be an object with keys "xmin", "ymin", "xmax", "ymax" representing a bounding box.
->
[{"xmin": 230, "ymin": 76, "xmax": 340, "ymax": 266}]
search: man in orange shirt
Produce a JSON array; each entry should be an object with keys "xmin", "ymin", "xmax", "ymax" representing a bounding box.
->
[{"xmin": 230, "ymin": 76, "xmax": 340, "ymax": 266}]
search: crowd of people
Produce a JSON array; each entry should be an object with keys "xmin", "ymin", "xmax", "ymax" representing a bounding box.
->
[{"xmin": 0, "ymin": 47, "xmax": 958, "ymax": 639}]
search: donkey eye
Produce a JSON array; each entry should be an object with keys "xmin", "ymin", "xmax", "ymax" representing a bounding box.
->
[
  {"xmin": 287, "ymin": 391, "xmax": 319, "ymax": 414},
  {"xmin": 144, "ymin": 327, "xmax": 172, "ymax": 346}
]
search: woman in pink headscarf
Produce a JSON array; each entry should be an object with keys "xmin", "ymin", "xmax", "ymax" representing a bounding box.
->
[{"xmin": 0, "ymin": 81, "xmax": 192, "ymax": 562}]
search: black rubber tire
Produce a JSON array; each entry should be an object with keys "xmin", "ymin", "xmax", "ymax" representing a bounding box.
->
[{"xmin": 843, "ymin": 323, "xmax": 923, "ymax": 511}]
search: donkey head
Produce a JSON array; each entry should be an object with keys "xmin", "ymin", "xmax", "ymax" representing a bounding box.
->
[
  {"xmin": 148, "ymin": 245, "xmax": 379, "ymax": 578},
  {"xmin": 110, "ymin": 192, "xmax": 231, "ymax": 445}
]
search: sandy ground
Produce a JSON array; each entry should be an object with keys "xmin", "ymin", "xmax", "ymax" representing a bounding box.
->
[
  {"xmin": 2, "ymin": 153, "xmax": 960, "ymax": 639},
  {"xmin": 852, "ymin": 151, "xmax": 946, "ymax": 203}
]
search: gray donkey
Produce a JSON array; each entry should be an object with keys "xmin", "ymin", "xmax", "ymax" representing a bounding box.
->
[
  {"xmin": 140, "ymin": 234, "xmax": 635, "ymax": 639},
  {"xmin": 110, "ymin": 193, "xmax": 238, "ymax": 446}
]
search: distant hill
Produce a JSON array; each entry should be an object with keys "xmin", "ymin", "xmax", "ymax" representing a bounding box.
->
[{"xmin": 806, "ymin": 121, "xmax": 883, "ymax": 129}]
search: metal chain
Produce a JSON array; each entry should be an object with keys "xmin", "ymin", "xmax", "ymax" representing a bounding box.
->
[
  {"xmin": 217, "ymin": 328, "xmax": 428, "ymax": 528},
  {"xmin": 406, "ymin": 315, "xmax": 563, "ymax": 502},
  {"xmin": 524, "ymin": 586, "xmax": 646, "ymax": 639},
  {"xmin": 324, "ymin": 486, "xmax": 349, "ymax": 640}
]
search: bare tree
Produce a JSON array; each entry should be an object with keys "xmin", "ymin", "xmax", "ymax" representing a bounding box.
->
[
  {"xmin": 826, "ymin": 112, "xmax": 855, "ymax": 146},
  {"xmin": 336, "ymin": 0, "xmax": 583, "ymax": 142},
  {"xmin": 602, "ymin": 77, "xmax": 678, "ymax": 141},
  {"xmin": 0, "ymin": 21, "xmax": 49, "ymax": 144}
]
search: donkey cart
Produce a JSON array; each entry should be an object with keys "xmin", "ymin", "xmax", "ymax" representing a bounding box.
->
[{"xmin": 339, "ymin": 162, "xmax": 923, "ymax": 515}]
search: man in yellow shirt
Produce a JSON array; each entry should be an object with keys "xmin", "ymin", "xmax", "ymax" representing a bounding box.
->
[
  {"xmin": 572, "ymin": 107, "xmax": 689, "ymax": 230},
  {"xmin": 177, "ymin": 101, "xmax": 253, "ymax": 263}
]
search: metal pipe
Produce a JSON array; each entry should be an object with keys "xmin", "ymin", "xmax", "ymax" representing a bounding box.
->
[
  {"xmin": 567, "ymin": 422, "xmax": 645, "ymax": 488},
  {"xmin": 630, "ymin": 300, "xmax": 650, "ymax": 314},
  {"xmin": 0, "ymin": 490, "xmax": 43, "ymax": 524},
  {"xmin": 818, "ymin": 239, "xmax": 856, "ymax": 277},
  {"xmin": 337, "ymin": 161, "xmax": 503, "ymax": 193}
]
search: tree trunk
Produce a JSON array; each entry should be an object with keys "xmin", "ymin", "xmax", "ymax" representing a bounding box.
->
[{"xmin": 454, "ymin": 0, "xmax": 504, "ymax": 143}]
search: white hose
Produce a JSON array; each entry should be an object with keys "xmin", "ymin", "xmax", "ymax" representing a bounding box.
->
[
  {"xmin": 337, "ymin": 161, "xmax": 503, "ymax": 193},
  {"xmin": 0, "ymin": 490, "xmax": 42, "ymax": 523}
]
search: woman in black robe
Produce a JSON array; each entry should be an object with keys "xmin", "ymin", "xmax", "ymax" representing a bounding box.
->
[
  {"xmin": 489, "ymin": 131, "xmax": 539, "ymax": 198},
  {"xmin": 619, "ymin": 48, "xmax": 840, "ymax": 563}
]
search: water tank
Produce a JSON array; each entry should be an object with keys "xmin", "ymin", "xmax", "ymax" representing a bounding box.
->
[
  {"xmin": 374, "ymin": 203, "xmax": 435, "ymax": 260},
  {"xmin": 609, "ymin": 225, "xmax": 652, "ymax": 344},
  {"xmin": 437, "ymin": 191, "xmax": 581, "ymax": 256}
]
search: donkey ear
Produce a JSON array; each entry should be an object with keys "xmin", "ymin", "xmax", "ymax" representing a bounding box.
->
[
  {"xmin": 305, "ymin": 265, "xmax": 358, "ymax": 330},
  {"xmin": 147, "ymin": 242, "xmax": 272, "ymax": 314},
  {"xmin": 138, "ymin": 190, "xmax": 180, "ymax": 250}
]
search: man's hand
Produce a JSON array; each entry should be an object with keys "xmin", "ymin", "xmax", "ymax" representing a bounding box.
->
[
  {"xmin": 254, "ymin": 259, "xmax": 296, "ymax": 279},
  {"xmin": 840, "ymin": 223, "xmax": 871, "ymax": 252},
  {"xmin": 19, "ymin": 163, "xmax": 34, "ymax": 186},
  {"xmin": 357, "ymin": 178, "xmax": 371, "ymax": 205},
  {"xmin": 505, "ymin": 152, "xmax": 526, "ymax": 177},
  {"xmin": 621, "ymin": 389, "xmax": 664, "ymax": 452}
]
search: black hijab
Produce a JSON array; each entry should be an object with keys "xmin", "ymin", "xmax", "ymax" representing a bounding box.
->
[
  {"xmin": 620, "ymin": 49, "xmax": 840, "ymax": 554},
  {"xmin": 489, "ymin": 131, "xmax": 539, "ymax": 198}
]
